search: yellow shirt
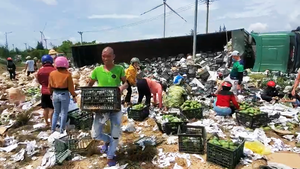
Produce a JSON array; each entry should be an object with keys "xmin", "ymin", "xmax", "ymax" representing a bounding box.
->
[{"xmin": 125, "ymin": 65, "xmax": 137, "ymax": 85}]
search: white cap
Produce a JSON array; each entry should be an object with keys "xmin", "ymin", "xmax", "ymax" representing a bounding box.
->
[
  {"xmin": 231, "ymin": 50, "xmax": 239, "ymax": 56},
  {"xmin": 187, "ymin": 55, "xmax": 192, "ymax": 59}
]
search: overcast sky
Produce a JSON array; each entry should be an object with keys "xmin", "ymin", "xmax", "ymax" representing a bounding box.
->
[{"xmin": 0, "ymin": 0, "xmax": 299, "ymax": 50}]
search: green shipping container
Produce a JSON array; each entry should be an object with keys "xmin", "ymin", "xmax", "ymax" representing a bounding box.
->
[{"xmin": 252, "ymin": 32, "xmax": 295, "ymax": 72}]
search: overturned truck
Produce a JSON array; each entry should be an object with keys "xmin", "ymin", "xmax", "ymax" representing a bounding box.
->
[{"xmin": 71, "ymin": 28, "xmax": 255, "ymax": 69}]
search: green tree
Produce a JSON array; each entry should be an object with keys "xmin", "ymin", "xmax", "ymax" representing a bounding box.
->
[{"xmin": 36, "ymin": 41, "xmax": 44, "ymax": 50}]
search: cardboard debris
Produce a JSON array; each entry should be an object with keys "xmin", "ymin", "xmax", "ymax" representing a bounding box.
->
[{"xmin": 266, "ymin": 152, "xmax": 300, "ymax": 169}]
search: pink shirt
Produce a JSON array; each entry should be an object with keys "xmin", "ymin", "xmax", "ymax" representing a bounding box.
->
[{"xmin": 145, "ymin": 78, "xmax": 163, "ymax": 108}]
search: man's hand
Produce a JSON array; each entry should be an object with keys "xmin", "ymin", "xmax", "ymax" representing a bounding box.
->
[
  {"xmin": 272, "ymin": 97, "xmax": 278, "ymax": 100},
  {"xmin": 73, "ymin": 97, "xmax": 77, "ymax": 103},
  {"xmin": 291, "ymin": 89, "xmax": 296, "ymax": 96}
]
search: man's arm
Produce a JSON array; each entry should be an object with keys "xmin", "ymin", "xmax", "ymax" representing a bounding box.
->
[
  {"xmin": 119, "ymin": 76, "xmax": 128, "ymax": 92},
  {"xmin": 88, "ymin": 78, "xmax": 96, "ymax": 87},
  {"xmin": 292, "ymin": 72, "xmax": 300, "ymax": 95}
]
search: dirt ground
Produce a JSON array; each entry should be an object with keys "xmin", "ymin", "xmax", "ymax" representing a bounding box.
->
[{"xmin": 0, "ymin": 108, "xmax": 283, "ymax": 169}]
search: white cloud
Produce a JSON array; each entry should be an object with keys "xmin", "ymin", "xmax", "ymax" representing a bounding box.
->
[
  {"xmin": 40, "ymin": 0, "xmax": 57, "ymax": 5},
  {"xmin": 88, "ymin": 14, "xmax": 140, "ymax": 19},
  {"xmin": 288, "ymin": 11, "xmax": 300, "ymax": 30},
  {"xmin": 248, "ymin": 22, "xmax": 268, "ymax": 32},
  {"xmin": 69, "ymin": 37, "xmax": 77, "ymax": 43}
]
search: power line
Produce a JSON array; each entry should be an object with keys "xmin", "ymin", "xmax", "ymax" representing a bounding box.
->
[{"xmin": 82, "ymin": 2, "xmax": 200, "ymax": 33}]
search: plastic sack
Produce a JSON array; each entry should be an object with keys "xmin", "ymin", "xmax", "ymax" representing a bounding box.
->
[{"xmin": 245, "ymin": 141, "xmax": 271, "ymax": 155}]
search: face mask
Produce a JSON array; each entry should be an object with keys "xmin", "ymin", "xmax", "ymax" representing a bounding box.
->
[{"xmin": 232, "ymin": 58, "xmax": 236, "ymax": 62}]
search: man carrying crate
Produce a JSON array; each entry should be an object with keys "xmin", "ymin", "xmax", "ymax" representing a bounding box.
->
[{"xmin": 88, "ymin": 47, "xmax": 128, "ymax": 167}]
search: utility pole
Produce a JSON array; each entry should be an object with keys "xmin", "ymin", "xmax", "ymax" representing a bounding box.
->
[
  {"xmin": 204, "ymin": 0, "xmax": 213, "ymax": 34},
  {"xmin": 78, "ymin": 31, "xmax": 83, "ymax": 44},
  {"xmin": 44, "ymin": 38, "xmax": 48, "ymax": 49},
  {"xmin": 5, "ymin": 32, "xmax": 12, "ymax": 49},
  {"xmin": 12, "ymin": 44, "xmax": 14, "ymax": 51},
  {"xmin": 24, "ymin": 43, "xmax": 28, "ymax": 50},
  {"xmin": 192, "ymin": 0, "xmax": 198, "ymax": 60}
]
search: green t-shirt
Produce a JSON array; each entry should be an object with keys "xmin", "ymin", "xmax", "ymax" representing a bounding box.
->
[
  {"xmin": 91, "ymin": 65, "xmax": 125, "ymax": 87},
  {"xmin": 230, "ymin": 61, "xmax": 244, "ymax": 79}
]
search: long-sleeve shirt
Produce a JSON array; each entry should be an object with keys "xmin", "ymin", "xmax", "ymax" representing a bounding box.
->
[
  {"xmin": 145, "ymin": 78, "xmax": 163, "ymax": 108},
  {"xmin": 125, "ymin": 65, "xmax": 137, "ymax": 86},
  {"xmin": 48, "ymin": 69, "xmax": 77, "ymax": 97},
  {"xmin": 37, "ymin": 63, "xmax": 56, "ymax": 95},
  {"xmin": 261, "ymin": 87, "xmax": 279, "ymax": 102},
  {"xmin": 216, "ymin": 90, "xmax": 239, "ymax": 109}
]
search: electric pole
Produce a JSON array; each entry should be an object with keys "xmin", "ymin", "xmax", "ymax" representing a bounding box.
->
[
  {"xmin": 24, "ymin": 43, "xmax": 28, "ymax": 50},
  {"xmin": 78, "ymin": 31, "xmax": 83, "ymax": 44},
  {"xmin": 5, "ymin": 32, "xmax": 12, "ymax": 49},
  {"xmin": 204, "ymin": 0, "xmax": 214, "ymax": 34},
  {"xmin": 12, "ymin": 44, "xmax": 14, "ymax": 51},
  {"xmin": 192, "ymin": 0, "xmax": 198, "ymax": 60}
]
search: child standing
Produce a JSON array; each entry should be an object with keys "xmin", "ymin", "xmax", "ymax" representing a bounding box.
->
[{"xmin": 48, "ymin": 56, "xmax": 77, "ymax": 133}]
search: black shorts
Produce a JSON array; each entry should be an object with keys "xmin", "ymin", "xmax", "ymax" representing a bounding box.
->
[{"xmin": 41, "ymin": 94, "xmax": 54, "ymax": 109}]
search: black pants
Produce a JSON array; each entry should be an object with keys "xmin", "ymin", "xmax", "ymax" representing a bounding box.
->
[
  {"xmin": 136, "ymin": 79, "xmax": 151, "ymax": 106},
  {"xmin": 125, "ymin": 81, "xmax": 132, "ymax": 103},
  {"xmin": 27, "ymin": 71, "xmax": 34, "ymax": 76},
  {"xmin": 8, "ymin": 70, "xmax": 16, "ymax": 80}
]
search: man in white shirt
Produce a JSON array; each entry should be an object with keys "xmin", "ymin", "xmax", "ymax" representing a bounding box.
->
[{"xmin": 25, "ymin": 56, "xmax": 35, "ymax": 76}]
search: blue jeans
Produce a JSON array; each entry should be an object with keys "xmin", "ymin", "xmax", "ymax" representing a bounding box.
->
[
  {"xmin": 213, "ymin": 99, "xmax": 232, "ymax": 116},
  {"xmin": 51, "ymin": 90, "xmax": 70, "ymax": 133},
  {"xmin": 91, "ymin": 111, "xmax": 123, "ymax": 159}
]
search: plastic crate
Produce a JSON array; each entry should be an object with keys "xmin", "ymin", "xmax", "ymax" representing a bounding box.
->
[
  {"xmin": 55, "ymin": 149, "xmax": 72, "ymax": 164},
  {"xmin": 54, "ymin": 139, "xmax": 68, "ymax": 153},
  {"xmin": 128, "ymin": 106, "xmax": 149, "ymax": 121},
  {"xmin": 66, "ymin": 137, "xmax": 94, "ymax": 153},
  {"xmin": 155, "ymin": 113, "xmax": 188, "ymax": 135},
  {"xmin": 206, "ymin": 135, "xmax": 245, "ymax": 169},
  {"xmin": 236, "ymin": 111, "xmax": 269, "ymax": 129},
  {"xmin": 178, "ymin": 125, "xmax": 206, "ymax": 154},
  {"xmin": 68, "ymin": 110, "xmax": 93, "ymax": 130},
  {"xmin": 181, "ymin": 108, "xmax": 203, "ymax": 120},
  {"xmin": 80, "ymin": 87, "xmax": 121, "ymax": 112}
]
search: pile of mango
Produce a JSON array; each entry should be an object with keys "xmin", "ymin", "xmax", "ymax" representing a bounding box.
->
[
  {"xmin": 132, "ymin": 103, "xmax": 146, "ymax": 111},
  {"xmin": 239, "ymin": 102, "xmax": 262, "ymax": 116},
  {"xmin": 274, "ymin": 122, "xmax": 297, "ymax": 131},
  {"xmin": 209, "ymin": 136, "xmax": 239, "ymax": 151},
  {"xmin": 180, "ymin": 100, "xmax": 202, "ymax": 111},
  {"xmin": 162, "ymin": 114, "xmax": 183, "ymax": 122}
]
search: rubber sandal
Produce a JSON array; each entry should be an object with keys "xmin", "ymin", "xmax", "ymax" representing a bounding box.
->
[{"xmin": 107, "ymin": 159, "xmax": 117, "ymax": 167}]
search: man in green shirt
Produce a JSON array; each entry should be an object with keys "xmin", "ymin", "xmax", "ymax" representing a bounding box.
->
[
  {"xmin": 224, "ymin": 50, "xmax": 244, "ymax": 95},
  {"xmin": 88, "ymin": 47, "xmax": 128, "ymax": 167}
]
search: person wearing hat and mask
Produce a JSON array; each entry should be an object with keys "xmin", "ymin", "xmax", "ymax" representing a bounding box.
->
[
  {"xmin": 37, "ymin": 55, "xmax": 56, "ymax": 126},
  {"xmin": 25, "ymin": 56, "xmax": 35, "ymax": 76},
  {"xmin": 261, "ymin": 81, "xmax": 282, "ymax": 102},
  {"xmin": 49, "ymin": 49, "xmax": 58, "ymax": 60},
  {"xmin": 213, "ymin": 81, "xmax": 240, "ymax": 116},
  {"xmin": 124, "ymin": 57, "xmax": 140, "ymax": 105},
  {"xmin": 6, "ymin": 57, "xmax": 16, "ymax": 80},
  {"xmin": 223, "ymin": 50, "xmax": 244, "ymax": 95}
]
